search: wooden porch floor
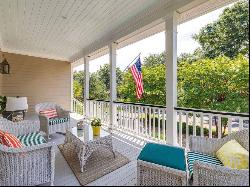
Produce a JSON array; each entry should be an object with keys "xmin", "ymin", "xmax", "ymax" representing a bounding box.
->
[{"xmin": 33, "ymin": 113, "xmax": 146, "ymax": 186}]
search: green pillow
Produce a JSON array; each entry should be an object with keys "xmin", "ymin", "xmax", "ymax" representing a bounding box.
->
[{"xmin": 138, "ymin": 143, "xmax": 186, "ymax": 171}]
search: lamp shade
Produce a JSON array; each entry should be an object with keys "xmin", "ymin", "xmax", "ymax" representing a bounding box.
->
[{"xmin": 5, "ymin": 97, "xmax": 28, "ymax": 111}]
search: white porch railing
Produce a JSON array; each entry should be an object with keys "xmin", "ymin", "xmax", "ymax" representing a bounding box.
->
[
  {"xmin": 72, "ymin": 98, "xmax": 249, "ymax": 148},
  {"xmin": 175, "ymin": 107, "xmax": 249, "ymax": 149},
  {"xmin": 72, "ymin": 98, "xmax": 84, "ymax": 115},
  {"xmin": 114, "ymin": 101, "xmax": 167, "ymax": 143},
  {"xmin": 87, "ymin": 99, "xmax": 110, "ymax": 126}
]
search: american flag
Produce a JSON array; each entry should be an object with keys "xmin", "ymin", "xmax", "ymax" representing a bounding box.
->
[{"xmin": 130, "ymin": 57, "xmax": 144, "ymax": 99}]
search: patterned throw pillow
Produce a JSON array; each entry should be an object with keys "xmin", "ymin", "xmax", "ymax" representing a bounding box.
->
[
  {"xmin": 39, "ymin": 108, "xmax": 58, "ymax": 119},
  {"xmin": 0, "ymin": 130, "xmax": 22, "ymax": 148},
  {"xmin": 216, "ymin": 139, "xmax": 249, "ymax": 169},
  {"xmin": 0, "ymin": 130, "xmax": 4, "ymax": 144}
]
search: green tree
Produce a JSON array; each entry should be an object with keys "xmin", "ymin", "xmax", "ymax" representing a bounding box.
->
[
  {"xmin": 118, "ymin": 64, "xmax": 166, "ymax": 105},
  {"xmin": 194, "ymin": 0, "xmax": 249, "ymax": 58},
  {"xmin": 73, "ymin": 70, "xmax": 84, "ymax": 86},
  {"xmin": 73, "ymin": 64, "xmax": 124, "ymax": 100},
  {"xmin": 178, "ymin": 55, "xmax": 249, "ymax": 113},
  {"xmin": 119, "ymin": 54, "xmax": 249, "ymax": 113},
  {"xmin": 89, "ymin": 72, "xmax": 108, "ymax": 100},
  {"xmin": 178, "ymin": 48, "xmax": 204, "ymax": 64},
  {"xmin": 144, "ymin": 53, "xmax": 165, "ymax": 67},
  {"xmin": 98, "ymin": 64, "xmax": 124, "ymax": 91},
  {"xmin": 73, "ymin": 80, "xmax": 83, "ymax": 101}
]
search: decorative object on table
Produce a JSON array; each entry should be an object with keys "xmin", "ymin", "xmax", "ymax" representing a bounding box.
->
[
  {"xmin": 137, "ymin": 143, "xmax": 187, "ymax": 186},
  {"xmin": 12, "ymin": 111, "xmax": 25, "ymax": 122},
  {"xmin": 91, "ymin": 118, "xmax": 102, "ymax": 136},
  {"xmin": 0, "ymin": 49, "xmax": 10, "ymax": 74},
  {"xmin": 2, "ymin": 96, "xmax": 28, "ymax": 121},
  {"xmin": 77, "ymin": 120, "xmax": 85, "ymax": 130},
  {"xmin": 35, "ymin": 102, "xmax": 71, "ymax": 139},
  {"xmin": 189, "ymin": 129, "xmax": 249, "ymax": 186}
]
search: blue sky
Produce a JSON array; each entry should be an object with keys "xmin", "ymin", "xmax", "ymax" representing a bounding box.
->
[{"xmin": 75, "ymin": 3, "xmax": 234, "ymax": 73}]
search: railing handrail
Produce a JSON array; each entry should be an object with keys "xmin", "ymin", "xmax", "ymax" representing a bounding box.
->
[
  {"xmin": 86, "ymin": 98, "xmax": 249, "ymax": 118},
  {"xmin": 113, "ymin": 101, "xmax": 166, "ymax": 109},
  {"xmin": 175, "ymin": 107, "xmax": 249, "ymax": 118},
  {"xmin": 87, "ymin": 98, "xmax": 110, "ymax": 103}
]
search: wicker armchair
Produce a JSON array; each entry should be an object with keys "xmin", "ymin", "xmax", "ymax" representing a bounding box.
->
[
  {"xmin": 0, "ymin": 118, "xmax": 56, "ymax": 186},
  {"xmin": 190, "ymin": 129, "xmax": 249, "ymax": 186},
  {"xmin": 137, "ymin": 160, "xmax": 187, "ymax": 186},
  {"xmin": 35, "ymin": 102, "xmax": 71, "ymax": 139},
  {"xmin": 137, "ymin": 143, "xmax": 188, "ymax": 186}
]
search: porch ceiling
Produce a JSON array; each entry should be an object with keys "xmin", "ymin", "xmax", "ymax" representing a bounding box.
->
[{"xmin": 0, "ymin": 0, "xmax": 237, "ymax": 62}]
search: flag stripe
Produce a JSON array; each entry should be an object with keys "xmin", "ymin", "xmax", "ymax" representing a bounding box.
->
[{"xmin": 130, "ymin": 57, "xmax": 144, "ymax": 99}]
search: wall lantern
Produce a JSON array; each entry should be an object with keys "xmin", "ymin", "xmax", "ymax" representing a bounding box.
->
[{"xmin": 0, "ymin": 50, "xmax": 10, "ymax": 74}]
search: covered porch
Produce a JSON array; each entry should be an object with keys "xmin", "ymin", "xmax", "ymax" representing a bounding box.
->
[{"xmin": 0, "ymin": 0, "xmax": 249, "ymax": 186}]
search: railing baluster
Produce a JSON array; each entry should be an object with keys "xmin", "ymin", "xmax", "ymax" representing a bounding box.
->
[
  {"xmin": 239, "ymin": 118, "xmax": 244, "ymax": 130},
  {"xmin": 118, "ymin": 104, "xmax": 121, "ymax": 129},
  {"xmin": 149, "ymin": 108, "xmax": 152, "ymax": 138},
  {"xmin": 209, "ymin": 114, "xmax": 212, "ymax": 138},
  {"xmin": 120, "ymin": 105, "xmax": 123, "ymax": 129},
  {"xmin": 193, "ymin": 113, "xmax": 196, "ymax": 136},
  {"xmin": 124, "ymin": 105, "xmax": 126, "ymax": 130},
  {"xmin": 101, "ymin": 102, "xmax": 105, "ymax": 121},
  {"xmin": 130, "ymin": 105, "xmax": 133, "ymax": 132},
  {"xmin": 145, "ymin": 107, "xmax": 148, "ymax": 138},
  {"xmin": 200, "ymin": 113, "xmax": 204, "ymax": 137},
  {"xmin": 179, "ymin": 111, "xmax": 183, "ymax": 147},
  {"xmin": 141, "ymin": 107, "xmax": 145, "ymax": 137},
  {"xmin": 218, "ymin": 115, "xmax": 222, "ymax": 139},
  {"xmin": 163, "ymin": 109, "xmax": 166, "ymax": 142},
  {"xmin": 153, "ymin": 108, "xmax": 156, "ymax": 139},
  {"xmin": 136, "ymin": 106, "xmax": 139, "ymax": 135},
  {"xmin": 185, "ymin": 112, "xmax": 189, "ymax": 149},
  {"xmin": 138, "ymin": 106, "xmax": 141, "ymax": 135},
  {"xmin": 158, "ymin": 109, "xmax": 161, "ymax": 141},
  {"xmin": 127, "ymin": 105, "xmax": 130, "ymax": 130},
  {"xmin": 228, "ymin": 117, "xmax": 232, "ymax": 134},
  {"xmin": 133, "ymin": 106, "xmax": 136, "ymax": 132}
]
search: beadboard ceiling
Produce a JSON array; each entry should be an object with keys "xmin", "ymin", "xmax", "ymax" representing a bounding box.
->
[
  {"xmin": 0, "ymin": 0, "xmax": 169, "ymax": 61},
  {"xmin": 0, "ymin": 0, "xmax": 237, "ymax": 62}
]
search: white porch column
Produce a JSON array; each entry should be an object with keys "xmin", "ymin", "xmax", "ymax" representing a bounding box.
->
[
  {"xmin": 165, "ymin": 11, "xmax": 179, "ymax": 146},
  {"xmin": 70, "ymin": 63, "xmax": 74, "ymax": 111},
  {"xmin": 109, "ymin": 42, "xmax": 117, "ymax": 131},
  {"xmin": 84, "ymin": 56, "xmax": 90, "ymax": 117}
]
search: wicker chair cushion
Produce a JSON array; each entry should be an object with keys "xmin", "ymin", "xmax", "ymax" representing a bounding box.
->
[
  {"xmin": 216, "ymin": 139, "xmax": 249, "ymax": 169},
  {"xmin": 17, "ymin": 132, "xmax": 47, "ymax": 146},
  {"xmin": 0, "ymin": 130, "xmax": 22, "ymax": 148},
  {"xmin": 49, "ymin": 117, "xmax": 69, "ymax": 126},
  {"xmin": 187, "ymin": 151, "xmax": 223, "ymax": 177},
  {"xmin": 40, "ymin": 108, "xmax": 58, "ymax": 119},
  {"xmin": 138, "ymin": 143, "xmax": 186, "ymax": 171}
]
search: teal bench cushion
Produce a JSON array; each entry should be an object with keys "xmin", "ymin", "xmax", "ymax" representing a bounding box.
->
[
  {"xmin": 187, "ymin": 151, "xmax": 223, "ymax": 177},
  {"xmin": 49, "ymin": 117, "xmax": 69, "ymax": 126},
  {"xmin": 17, "ymin": 132, "xmax": 47, "ymax": 147},
  {"xmin": 138, "ymin": 143, "xmax": 186, "ymax": 171}
]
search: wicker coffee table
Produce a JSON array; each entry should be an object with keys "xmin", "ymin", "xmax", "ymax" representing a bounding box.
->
[{"xmin": 64, "ymin": 125, "xmax": 115, "ymax": 172}]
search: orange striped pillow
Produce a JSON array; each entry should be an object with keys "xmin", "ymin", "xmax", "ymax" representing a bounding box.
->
[
  {"xmin": 40, "ymin": 108, "xmax": 58, "ymax": 119},
  {"xmin": 0, "ymin": 130, "xmax": 4, "ymax": 144},
  {"xmin": 0, "ymin": 130, "xmax": 22, "ymax": 148}
]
